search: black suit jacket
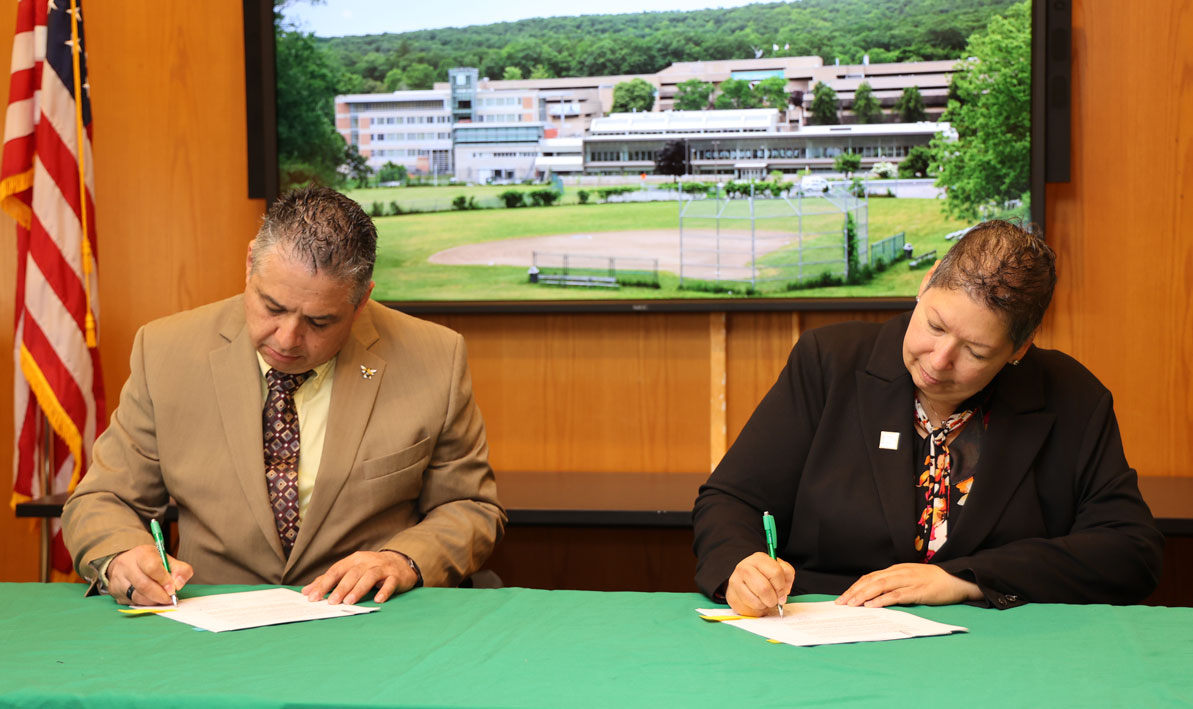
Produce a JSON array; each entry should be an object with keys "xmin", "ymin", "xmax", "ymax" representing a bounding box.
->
[{"xmin": 693, "ymin": 312, "xmax": 1162, "ymax": 608}]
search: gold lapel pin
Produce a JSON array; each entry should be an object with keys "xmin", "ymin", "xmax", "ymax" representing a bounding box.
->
[{"xmin": 360, "ymin": 365, "xmax": 376, "ymax": 380}]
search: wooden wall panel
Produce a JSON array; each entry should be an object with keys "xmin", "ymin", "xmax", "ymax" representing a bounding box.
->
[
  {"xmin": 1040, "ymin": 0, "xmax": 1193, "ymax": 477},
  {"xmin": 426, "ymin": 313, "xmax": 713, "ymax": 473},
  {"xmin": 86, "ymin": 2, "xmax": 264, "ymax": 360},
  {"xmin": 725, "ymin": 313, "xmax": 797, "ymax": 442}
]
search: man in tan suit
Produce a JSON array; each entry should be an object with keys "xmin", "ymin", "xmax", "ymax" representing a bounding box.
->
[{"xmin": 63, "ymin": 187, "xmax": 505, "ymax": 606}]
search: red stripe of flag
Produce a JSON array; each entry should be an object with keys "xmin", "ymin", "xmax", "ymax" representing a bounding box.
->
[
  {"xmin": 7, "ymin": 66, "xmax": 37, "ymax": 104},
  {"xmin": 19, "ymin": 314, "xmax": 90, "ymax": 433},
  {"xmin": 13, "ymin": 395, "xmax": 39, "ymax": 498},
  {"xmin": 51, "ymin": 529, "xmax": 72, "ymax": 572},
  {"xmin": 1, "ymin": 133, "xmax": 34, "ymax": 177},
  {"xmin": 12, "ymin": 0, "xmax": 33, "ymax": 32},
  {"xmin": 34, "ymin": 116, "xmax": 84, "ymax": 219},
  {"xmin": 28, "ymin": 213, "xmax": 89, "ymax": 329},
  {"xmin": 13, "ymin": 212, "xmax": 29, "ymax": 320}
]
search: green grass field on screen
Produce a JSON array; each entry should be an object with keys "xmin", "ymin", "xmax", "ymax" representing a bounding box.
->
[{"xmin": 362, "ymin": 193, "xmax": 974, "ymax": 302}]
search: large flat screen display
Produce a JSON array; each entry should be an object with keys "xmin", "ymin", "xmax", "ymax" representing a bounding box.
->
[{"xmin": 260, "ymin": 0, "xmax": 1046, "ymax": 312}]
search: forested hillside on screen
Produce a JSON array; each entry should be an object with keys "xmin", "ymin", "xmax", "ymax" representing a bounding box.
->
[{"xmin": 296, "ymin": 0, "xmax": 1018, "ymax": 94}]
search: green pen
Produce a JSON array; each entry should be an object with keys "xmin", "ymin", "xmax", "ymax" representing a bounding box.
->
[
  {"xmin": 763, "ymin": 511, "xmax": 784, "ymax": 617},
  {"xmin": 149, "ymin": 519, "xmax": 178, "ymax": 607}
]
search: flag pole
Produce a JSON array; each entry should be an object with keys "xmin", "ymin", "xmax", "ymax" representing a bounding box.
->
[
  {"xmin": 39, "ymin": 417, "xmax": 52, "ymax": 583},
  {"xmin": 68, "ymin": 0, "xmax": 97, "ymax": 349}
]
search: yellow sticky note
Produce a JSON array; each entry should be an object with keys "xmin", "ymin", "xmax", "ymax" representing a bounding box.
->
[{"xmin": 699, "ymin": 614, "xmax": 748, "ymax": 622}]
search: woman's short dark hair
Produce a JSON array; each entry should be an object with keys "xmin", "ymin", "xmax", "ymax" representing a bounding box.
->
[
  {"xmin": 252, "ymin": 186, "xmax": 377, "ymax": 304},
  {"xmin": 926, "ymin": 220, "xmax": 1056, "ymax": 349}
]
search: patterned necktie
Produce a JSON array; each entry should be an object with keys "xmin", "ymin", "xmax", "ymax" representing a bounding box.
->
[
  {"xmin": 264, "ymin": 368, "xmax": 313, "ymax": 557},
  {"xmin": 913, "ymin": 398, "xmax": 973, "ymax": 561}
]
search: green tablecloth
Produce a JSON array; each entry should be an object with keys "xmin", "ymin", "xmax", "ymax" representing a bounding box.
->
[{"xmin": 1, "ymin": 583, "xmax": 1190, "ymax": 708}]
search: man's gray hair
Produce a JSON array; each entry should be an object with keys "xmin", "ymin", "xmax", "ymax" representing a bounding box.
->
[{"xmin": 252, "ymin": 186, "xmax": 377, "ymax": 304}]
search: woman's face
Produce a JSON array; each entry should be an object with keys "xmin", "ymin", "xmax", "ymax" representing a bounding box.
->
[{"xmin": 902, "ymin": 284, "xmax": 1031, "ymax": 409}]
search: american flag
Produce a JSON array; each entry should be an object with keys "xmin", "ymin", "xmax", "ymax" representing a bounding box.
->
[{"xmin": 1, "ymin": 0, "xmax": 105, "ymax": 575}]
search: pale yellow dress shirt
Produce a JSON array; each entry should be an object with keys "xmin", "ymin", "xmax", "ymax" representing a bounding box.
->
[{"xmin": 256, "ymin": 352, "xmax": 336, "ymax": 515}]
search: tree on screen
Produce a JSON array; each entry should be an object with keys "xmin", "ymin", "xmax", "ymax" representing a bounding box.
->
[
  {"xmin": 898, "ymin": 146, "xmax": 933, "ymax": 178},
  {"xmin": 675, "ymin": 79, "xmax": 714, "ymax": 110},
  {"xmin": 754, "ymin": 76, "xmax": 790, "ymax": 110},
  {"xmin": 611, "ymin": 78, "xmax": 656, "ymax": 113},
  {"xmin": 895, "ymin": 85, "xmax": 928, "ymax": 122},
  {"xmin": 852, "ymin": 82, "xmax": 882, "ymax": 123},
  {"xmin": 357, "ymin": 51, "xmax": 389, "ymax": 83},
  {"xmin": 714, "ymin": 79, "xmax": 760, "ymax": 109},
  {"xmin": 342, "ymin": 144, "xmax": 372, "ymax": 187},
  {"xmin": 655, "ymin": 140, "xmax": 688, "ymax": 179},
  {"xmin": 932, "ymin": 1, "xmax": 1030, "ymax": 220},
  {"xmin": 275, "ymin": 27, "xmax": 347, "ymax": 188},
  {"xmin": 403, "ymin": 63, "xmax": 437, "ymax": 90},
  {"xmin": 834, "ymin": 151, "xmax": 862, "ymax": 177},
  {"xmin": 378, "ymin": 162, "xmax": 409, "ymax": 185},
  {"xmin": 810, "ymin": 81, "xmax": 839, "ymax": 125},
  {"xmin": 383, "ymin": 68, "xmax": 404, "ymax": 92}
]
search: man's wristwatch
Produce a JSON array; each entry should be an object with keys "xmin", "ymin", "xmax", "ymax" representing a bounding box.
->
[{"xmin": 389, "ymin": 550, "xmax": 424, "ymax": 588}]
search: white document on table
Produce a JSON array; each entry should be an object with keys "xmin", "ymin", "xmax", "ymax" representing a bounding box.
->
[
  {"xmin": 134, "ymin": 587, "xmax": 376, "ymax": 632},
  {"xmin": 696, "ymin": 601, "xmax": 967, "ymax": 646}
]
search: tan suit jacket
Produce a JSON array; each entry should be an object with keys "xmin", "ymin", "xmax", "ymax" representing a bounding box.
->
[{"xmin": 63, "ymin": 295, "xmax": 505, "ymax": 587}]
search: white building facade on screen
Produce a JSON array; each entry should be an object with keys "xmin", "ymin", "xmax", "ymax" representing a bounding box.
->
[{"xmin": 333, "ymin": 55, "xmax": 956, "ymax": 180}]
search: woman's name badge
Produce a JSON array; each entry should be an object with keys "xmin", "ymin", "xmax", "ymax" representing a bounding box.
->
[{"xmin": 879, "ymin": 431, "xmax": 900, "ymax": 450}]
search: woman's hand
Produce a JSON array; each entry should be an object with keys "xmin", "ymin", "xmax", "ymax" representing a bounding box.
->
[
  {"xmin": 725, "ymin": 552, "xmax": 795, "ymax": 617},
  {"xmin": 836, "ymin": 563, "xmax": 982, "ymax": 608}
]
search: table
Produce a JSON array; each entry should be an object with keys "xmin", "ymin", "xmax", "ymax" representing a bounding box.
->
[{"xmin": 1, "ymin": 584, "xmax": 1191, "ymax": 708}]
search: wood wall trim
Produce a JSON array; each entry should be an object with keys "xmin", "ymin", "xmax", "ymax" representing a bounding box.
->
[{"xmin": 708, "ymin": 312, "xmax": 727, "ymax": 472}]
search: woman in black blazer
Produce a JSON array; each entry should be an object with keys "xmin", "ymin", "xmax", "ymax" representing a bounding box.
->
[{"xmin": 693, "ymin": 220, "xmax": 1162, "ymax": 614}]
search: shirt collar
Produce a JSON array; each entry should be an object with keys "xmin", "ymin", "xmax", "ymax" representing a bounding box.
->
[{"xmin": 255, "ymin": 351, "xmax": 336, "ymax": 394}]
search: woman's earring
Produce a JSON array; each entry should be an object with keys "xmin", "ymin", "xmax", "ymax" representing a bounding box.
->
[{"xmin": 1010, "ymin": 359, "xmax": 1020, "ymax": 366}]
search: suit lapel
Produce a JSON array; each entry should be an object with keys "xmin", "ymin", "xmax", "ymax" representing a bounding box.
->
[
  {"xmin": 289, "ymin": 303, "xmax": 384, "ymax": 566},
  {"xmin": 209, "ymin": 298, "xmax": 286, "ymax": 562},
  {"xmin": 937, "ymin": 353, "xmax": 1054, "ymax": 559},
  {"xmin": 857, "ymin": 313, "xmax": 920, "ymax": 563}
]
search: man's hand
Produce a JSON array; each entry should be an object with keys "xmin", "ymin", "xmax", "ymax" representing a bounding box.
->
[
  {"xmin": 107, "ymin": 545, "xmax": 193, "ymax": 606},
  {"xmin": 302, "ymin": 551, "xmax": 418, "ymax": 605},
  {"xmin": 836, "ymin": 563, "xmax": 982, "ymax": 608},
  {"xmin": 725, "ymin": 552, "xmax": 795, "ymax": 617}
]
